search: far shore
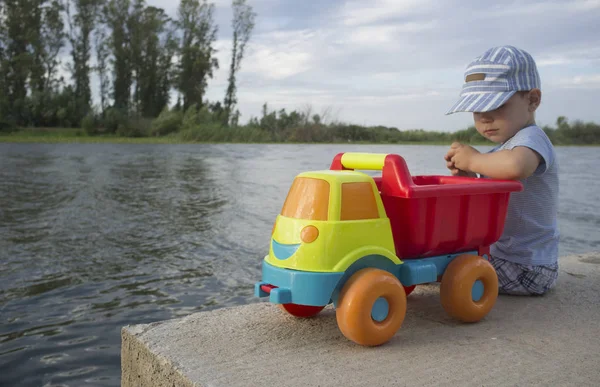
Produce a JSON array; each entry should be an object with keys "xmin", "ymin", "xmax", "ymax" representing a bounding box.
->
[{"xmin": 1, "ymin": 130, "xmax": 598, "ymax": 146}]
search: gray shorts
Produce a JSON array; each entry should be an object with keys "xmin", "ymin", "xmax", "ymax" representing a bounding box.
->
[{"xmin": 489, "ymin": 255, "xmax": 558, "ymax": 296}]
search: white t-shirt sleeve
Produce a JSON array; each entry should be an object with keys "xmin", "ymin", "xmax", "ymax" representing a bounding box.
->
[{"xmin": 505, "ymin": 126, "xmax": 555, "ymax": 175}]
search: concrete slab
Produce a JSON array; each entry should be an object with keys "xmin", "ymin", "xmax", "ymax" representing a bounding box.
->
[{"xmin": 122, "ymin": 252, "xmax": 600, "ymax": 387}]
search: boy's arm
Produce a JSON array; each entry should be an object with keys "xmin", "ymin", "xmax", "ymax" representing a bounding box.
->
[
  {"xmin": 470, "ymin": 147, "xmax": 541, "ymax": 180},
  {"xmin": 446, "ymin": 142, "xmax": 541, "ymax": 180}
]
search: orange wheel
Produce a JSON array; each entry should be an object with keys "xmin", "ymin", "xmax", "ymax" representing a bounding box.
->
[
  {"xmin": 440, "ymin": 254, "xmax": 498, "ymax": 322},
  {"xmin": 278, "ymin": 303, "xmax": 325, "ymax": 318},
  {"xmin": 336, "ymin": 268, "xmax": 407, "ymax": 346}
]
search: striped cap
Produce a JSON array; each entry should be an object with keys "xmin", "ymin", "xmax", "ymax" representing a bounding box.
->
[{"xmin": 446, "ymin": 45, "xmax": 541, "ymax": 115}]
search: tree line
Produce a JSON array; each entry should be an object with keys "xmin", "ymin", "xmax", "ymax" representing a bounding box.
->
[
  {"xmin": 241, "ymin": 109, "xmax": 599, "ymax": 145},
  {"xmin": 96, "ymin": 104, "xmax": 600, "ymax": 144},
  {"xmin": 0, "ymin": 0, "xmax": 255, "ymax": 132}
]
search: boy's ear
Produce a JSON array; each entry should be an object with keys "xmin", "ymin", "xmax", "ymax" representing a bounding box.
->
[{"xmin": 528, "ymin": 88, "xmax": 542, "ymax": 112}]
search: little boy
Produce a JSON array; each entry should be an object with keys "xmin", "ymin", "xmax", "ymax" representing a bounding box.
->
[{"xmin": 444, "ymin": 45, "xmax": 559, "ymax": 296}]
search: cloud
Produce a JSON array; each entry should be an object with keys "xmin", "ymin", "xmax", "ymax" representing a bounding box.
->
[
  {"xmin": 552, "ymin": 74, "xmax": 600, "ymax": 89},
  {"xmin": 243, "ymin": 47, "xmax": 313, "ymax": 80},
  {"xmin": 148, "ymin": 0, "xmax": 232, "ymax": 14},
  {"xmin": 469, "ymin": 0, "xmax": 600, "ymax": 17},
  {"xmin": 346, "ymin": 21, "xmax": 438, "ymax": 44},
  {"xmin": 340, "ymin": 0, "xmax": 433, "ymax": 26},
  {"xmin": 537, "ymin": 46, "xmax": 600, "ymax": 67}
]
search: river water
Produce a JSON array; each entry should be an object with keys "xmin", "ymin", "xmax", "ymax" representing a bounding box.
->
[{"xmin": 0, "ymin": 143, "xmax": 598, "ymax": 386}]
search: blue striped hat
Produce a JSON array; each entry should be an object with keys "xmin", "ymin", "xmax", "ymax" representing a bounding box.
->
[{"xmin": 446, "ymin": 45, "xmax": 541, "ymax": 114}]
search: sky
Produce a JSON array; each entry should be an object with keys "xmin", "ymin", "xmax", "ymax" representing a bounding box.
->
[{"xmin": 137, "ymin": 0, "xmax": 600, "ymax": 131}]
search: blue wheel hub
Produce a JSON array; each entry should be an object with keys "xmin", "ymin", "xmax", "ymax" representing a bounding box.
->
[
  {"xmin": 371, "ymin": 297, "xmax": 389, "ymax": 322},
  {"xmin": 472, "ymin": 280, "xmax": 484, "ymax": 302}
]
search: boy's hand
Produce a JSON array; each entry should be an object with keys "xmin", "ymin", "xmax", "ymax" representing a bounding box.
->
[
  {"xmin": 445, "ymin": 142, "xmax": 542, "ymax": 181},
  {"xmin": 445, "ymin": 142, "xmax": 480, "ymax": 177}
]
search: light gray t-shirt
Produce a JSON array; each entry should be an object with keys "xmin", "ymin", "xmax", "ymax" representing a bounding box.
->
[{"xmin": 486, "ymin": 125, "xmax": 559, "ymax": 266}]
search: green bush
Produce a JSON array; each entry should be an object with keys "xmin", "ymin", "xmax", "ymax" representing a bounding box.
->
[
  {"xmin": 116, "ymin": 116, "xmax": 152, "ymax": 137},
  {"xmin": 150, "ymin": 108, "xmax": 183, "ymax": 136},
  {"xmin": 178, "ymin": 123, "xmax": 221, "ymax": 142},
  {"xmin": 103, "ymin": 108, "xmax": 129, "ymax": 134},
  {"xmin": 81, "ymin": 114, "xmax": 98, "ymax": 135},
  {"xmin": 0, "ymin": 117, "xmax": 17, "ymax": 133},
  {"xmin": 181, "ymin": 105, "xmax": 199, "ymax": 131}
]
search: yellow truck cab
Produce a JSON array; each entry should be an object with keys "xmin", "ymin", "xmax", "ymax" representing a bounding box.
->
[
  {"xmin": 256, "ymin": 166, "xmax": 405, "ymax": 326},
  {"xmin": 267, "ymin": 170, "xmax": 399, "ymax": 273}
]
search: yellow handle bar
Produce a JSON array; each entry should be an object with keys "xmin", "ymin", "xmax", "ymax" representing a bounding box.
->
[{"xmin": 340, "ymin": 153, "xmax": 388, "ymax": 170}]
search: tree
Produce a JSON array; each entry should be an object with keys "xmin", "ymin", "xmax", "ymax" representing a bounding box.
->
[
  {"xmin": 0, "ymin": 1, "xmax": 10, "ymax": 122},
  {"xmin": 104, "ymin": 0, "xmax": 132, "ymax": 112},
  {"xmin": 176, "ymin": 0, "xmax": 218, "ymax": 110},
  {"xmin": 41, "ymin": 0, "xmax": 66, "ymax": 91},
  {"xmin": 128, "ymin": 3, "xmax": 176, "ymax": 116},
  {"xmin": 66, "ymin": 0, "xmax": 102, "ymax": 123},
  {"xmin": 154, "ymin": 19, "xmax": 178, "ymax": 116},
  {"xmin": 556, "ymin": 116, "xmax": 569, "ymax": 131},
  {"xmin": 28, "ymin": 0, "xmax": 46, "ymax": 95},
  {"xmin": 223, "ymin": 0, "xmax": 255, "ymax": 125},
  {"xmin": 2, "ymin": 0, "xmax": 36, "ymax": 125},
  {"xmin": 25, "ymin": 0, "xmax": 67, "ymax": 127},
  {"xmin": 128, "ymin": 0, "xmax": 145, "ymax": 113},
  {"xmin": 0, "ymin": 3, "xmax": 5, "ymax": 58},
  {"xmin": 94, "ymin": 21, "xmax": 111, "ymax": 114}
]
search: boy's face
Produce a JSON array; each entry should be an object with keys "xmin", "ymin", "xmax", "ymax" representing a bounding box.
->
[{"xmin": 472, "ymin": 90, "xmax": 539, "ymax": 144}]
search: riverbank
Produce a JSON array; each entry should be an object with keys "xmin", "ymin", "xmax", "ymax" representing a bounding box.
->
[
  {"xmin": 0, "ymin": 131, "xmax": 473, "ymax": 145},
  {"xmin": 122, "ymin": 252, "xmax": 600, "ymax": 387},
  {"xmin": 2, "ymin": 131, "xmax": 599, "ymax": 146},
  {"xmin": 0, "ymin": 135, "xmax": 461, "ymax": 145},
  {"xmin": 0, "ymin": 134, "xmax": 183, "ymax": 144}
]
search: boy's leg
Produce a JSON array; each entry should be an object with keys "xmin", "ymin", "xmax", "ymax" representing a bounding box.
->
[{"xmin": 489, "ymin": 256, "xmax": 559, "ymax": 296}]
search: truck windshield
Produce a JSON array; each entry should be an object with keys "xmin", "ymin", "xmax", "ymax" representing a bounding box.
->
[{"xmin": 281, "ymin": 177, "xmax": 329, "ymax": 220}]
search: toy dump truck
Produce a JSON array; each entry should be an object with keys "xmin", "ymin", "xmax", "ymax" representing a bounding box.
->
[{"xmin": 255, "ymin": 152, "xmax": 523, "ymax": 346}]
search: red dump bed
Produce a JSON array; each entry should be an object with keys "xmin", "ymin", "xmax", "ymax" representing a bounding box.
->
[{"xmin": 331, "ymin": 153, "xmax": 523, "ymax": 259}]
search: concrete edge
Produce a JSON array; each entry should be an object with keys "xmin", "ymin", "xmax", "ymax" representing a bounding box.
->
[{"xmin": 121, "ymin": 322, "xmax": 195, "ymax": 387}]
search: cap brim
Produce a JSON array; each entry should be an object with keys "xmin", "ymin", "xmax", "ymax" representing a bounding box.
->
[{"xmin": 445, "ymin": 91, "xmax": 516, "ymax": 115}]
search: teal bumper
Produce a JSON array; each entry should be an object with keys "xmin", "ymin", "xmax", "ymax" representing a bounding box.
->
[{"xmin": 254, "ymin": 260, "xmax": 344, "ymax": 306}]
